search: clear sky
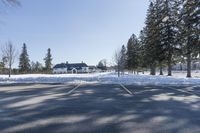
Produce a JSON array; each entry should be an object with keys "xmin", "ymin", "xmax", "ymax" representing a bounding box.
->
[{"xmin": 0, "ymin": 0, "xmax": 149, "ymax": 67}]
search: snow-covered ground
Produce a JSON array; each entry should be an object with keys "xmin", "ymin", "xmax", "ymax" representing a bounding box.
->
[
  {"xmin": 0, "ymin": 71, "xmax": 199, "ymax": 85},
  {"xmin": 142, "ymin": 70, "xmax": 200, "ymax": 78}
]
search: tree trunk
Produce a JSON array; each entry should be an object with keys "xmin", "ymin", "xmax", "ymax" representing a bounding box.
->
[
  {"xmin": 159, "ymin": 65, "xmax": 163, "ymax": 75},
  {"xmin": 180, "ymin": 64, "xmax": 182, "ymax": 71},
  {"xmin": 186, "ymin": 52, "xmax": 191, "ymax": 78},
  {"xmin": 150, "ymin": 64, "xmax": 156, "ymax": 75},
  {"xmin": 9, "ymin": 64, "xmax": 11, "ymax": 78},
  {"xmin": 117, "ymin": 64, "xmax": 120, "ymax": 77},
  {"xmin": 167, "ymin": 59, "xmax": 172, "ymax": 76}
]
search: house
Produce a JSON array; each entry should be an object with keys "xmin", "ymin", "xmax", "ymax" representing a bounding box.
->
[{"xmin": 53, "ymin": 62, "xmax": 89, "ymax": 74}]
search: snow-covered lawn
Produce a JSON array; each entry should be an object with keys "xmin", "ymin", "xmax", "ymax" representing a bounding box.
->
[
  {"xmin": 142, "ymin": 70, "xmax": 200, "ymax": 78},
  {"xmin": 0, "ymin": 71, "xmax": 199, "ymax": 85}
]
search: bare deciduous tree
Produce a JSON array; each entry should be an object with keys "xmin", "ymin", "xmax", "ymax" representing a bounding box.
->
[
  {"xmin": 113, "ymin": 49, "xmax": 122, "ymax": 77},
  {"xmin": 1, "ymin": 0, "xmax": 20, "ymax": 6},
  {"xmin": 1, "ymin": 41, "xmax": 17, "ymax": 77}
]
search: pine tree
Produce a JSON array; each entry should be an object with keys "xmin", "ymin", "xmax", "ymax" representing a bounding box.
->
[
  {"xmin": 143, "ymin": 2, "xmax": 158, "ymax": 75},
  {"xmin": 142, "ymin": 0, "xmax": 182, "ymax": 76},
  {"xmin": 2, "ymin": 56, "xmax": 8, "ymax": 66},
  {"xmin": 158, "ymin": 0, "xmax": 182, "ymax": 76},
  {"xmin": 19, "ymin": 43, "xmax": 30, "ymax": 73},
  {"xmin": 138, "ymin": 29, "xmax": 148, "ymax": 73},
  {"xmin": 0, "ymin": 62, "xmax": 4, "ymax": 73},
  {"xmin": 153, "ymin": 0, "xmax": 167, "ymax": 75},
  {"xmin": 44, "ymin": 48, "xmax": 53, "ymax": 73},
  {"xmin": 180, "ymin": 0, "xmax": 200, "ymax": 77},
  {"xmin": 126, "ymin": 35, "xmax": 134, "ymax": 72},
  {"xmin": 126, "ymin": 34, "xmax": 140, "ymax": 73},
  {"xmin": 120, "ymin": 45, "xmax": 127, "ymax": 74}
]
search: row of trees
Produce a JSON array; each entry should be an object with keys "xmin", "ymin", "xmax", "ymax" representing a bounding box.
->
[
  {"xmin": 0, "ymin": 42, "xmax": 53, "ymax": 77},
  {"xmin": 115, "ymin": 0, "xmax": 199, "ymax": 78}
]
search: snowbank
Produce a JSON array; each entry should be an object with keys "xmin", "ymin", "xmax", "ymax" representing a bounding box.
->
[{"xmin": 0, "ymin": 72, "xmax": 200, "ymax": 85}]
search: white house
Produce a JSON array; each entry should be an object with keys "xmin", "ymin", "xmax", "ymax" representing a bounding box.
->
[{"xmin": 53, "ymin": 62, "xmax": 89, "ymax": 74}]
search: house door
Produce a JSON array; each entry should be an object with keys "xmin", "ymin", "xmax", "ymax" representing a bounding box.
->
[{"xmin": 72, "ymin": 68, "xmax": 77, "ymax": 74}]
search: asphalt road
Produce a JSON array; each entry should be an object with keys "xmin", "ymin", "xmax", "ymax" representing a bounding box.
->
[{"xmin": 0, "ymin": 83, "xmax": 200, "ymax": 133}]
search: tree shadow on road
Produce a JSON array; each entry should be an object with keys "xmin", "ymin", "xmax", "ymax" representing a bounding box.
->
[{"xmin": 0, "ymin": 84, "xmax": 200, "ymax": 133}]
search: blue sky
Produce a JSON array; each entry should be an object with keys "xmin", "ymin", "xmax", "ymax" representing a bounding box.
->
[{"xmin": 0, "ymin": 0, "xmax": 149, "ymax": 67}]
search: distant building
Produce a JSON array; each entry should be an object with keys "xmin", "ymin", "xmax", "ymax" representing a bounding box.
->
[
  {"xmin": 172, "ymin": 60, "xmax": 200, "ymax": 71},
  {"xmin": 53, "ymin": 62, "xmax": 89, "ymax": 74}
]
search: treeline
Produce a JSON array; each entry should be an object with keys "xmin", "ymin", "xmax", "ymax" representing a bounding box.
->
[
  {"xmin": 0, "ymin": 42, "xmax": 53, "ymax": 77},
  {"xmin": 116, "ymin": 0, "xmax": 199, "ymax": 78}
]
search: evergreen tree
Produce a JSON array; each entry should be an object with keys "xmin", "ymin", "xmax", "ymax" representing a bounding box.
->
[
  {"xmin": 0, "ymin": 62, "xmax": 4, "ymax": 73},
  {"xmin": 119, "ymin": 45, "xmax": 127, "ymax": 74},
  {"xmin": 126, "ymin": 36, "xmax": 133, "ymax": 71},
  {"xmin": 180, "ymin": 0, "xmax": 200, "ymax": 77},
  {"xmin": 157, "ymin": 0, "xmax": 182, "ymax": 76},
  {"xmin": 138, "ymin": 29, "xmax": 148, "ymax": 73},
  {"xmin": 126, "ymin": 34, "xmax": 140, "ymax": 73},
  {"xmin": 19, "ymin": 43, "xmax": 30, "ymax": 73},
  {"xmin": 143, "ymin": 2, "xmax": 158, "ymax": 75},
  {"xmin": 0, "ymin": 56, "xmax": 8, "ymax": 74},
  {"xmin": 1, "ymin": 56, "xmax": 8, "ymax": 69},
  {"xmin": 44, "ymin": 48, "xmax": 53, "ymax": 73},
  {"xmin": 143, "ymin": 0, "xmax": 181, "ymax": 76},
  {"xmin": 152, "ymin": 0, "xmax": 167, "ymax": 75}
]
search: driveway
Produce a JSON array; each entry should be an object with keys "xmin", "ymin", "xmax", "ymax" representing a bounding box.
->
[{"xmin": 0, "ymin": 83, "xmax": 200, "ymax": 133}]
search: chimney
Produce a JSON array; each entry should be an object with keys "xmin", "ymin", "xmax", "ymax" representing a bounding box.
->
[{"xmin": 66, "ymin": 61, "xmax": 68, "ymax": 64}]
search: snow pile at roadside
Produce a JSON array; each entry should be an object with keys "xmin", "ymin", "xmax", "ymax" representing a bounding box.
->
[
  {"xmin": 100, "ymin": 73, "xmax": 200, "ymax": 85},
  {"xmin": 0, "ymin": 73, "xmax": 103, "ymax": 84},
  {"xmin": 0, "ymin": 72, "xmax": 200, "ymax": 85}
]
